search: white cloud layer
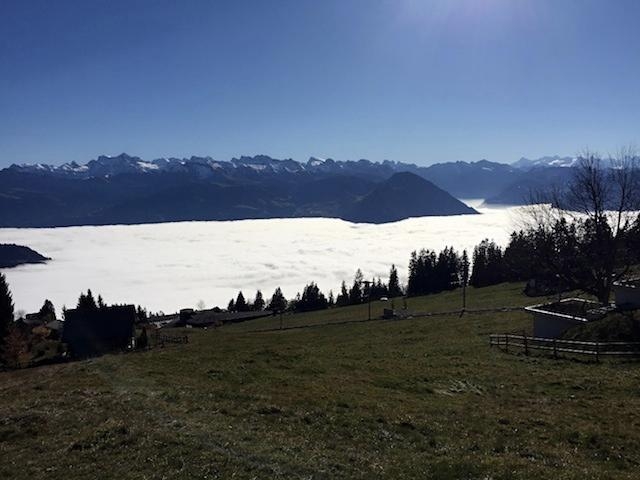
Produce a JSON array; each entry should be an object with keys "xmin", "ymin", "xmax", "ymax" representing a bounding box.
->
[{"xmin": 1, "ymin": 205, "xmax": 521, "ymax": 315}]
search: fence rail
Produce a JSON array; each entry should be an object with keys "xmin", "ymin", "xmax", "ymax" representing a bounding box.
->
[
  {"xmin": 489, "ymin": 334, "xmax": 640, "ymax": 360},
  {"xmin": 154, "ymin": 332, "xmax": 189, "ymax": 347}
]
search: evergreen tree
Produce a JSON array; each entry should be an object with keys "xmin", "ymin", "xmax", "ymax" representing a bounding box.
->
[
  {"xmin": 295, "ymin": 282, "xmax": 328, "ymax": 312},
  {"xmin": 328, "ymin": 290, "xmax": 335, "ymax": 306},
  {"xmin": 268, "ymin": 287, "xmax": 287, "ymax": 312},
  {"xmin": 235, "ymin": 291, "xmax": 248, "ymax": 312},
  {"xmin": 349, "ymin": 269, "xmax": 364, "ymax": 304},
  {"xmin": 470, "ymin": 239, "xmax": 504, "ymax": 287},
  {"xmin": 227, "ymin": 298, "xmax": 236, "ymax": 312},
  {"xmin": 388, "ymin": 264, "xmax": 402, "ymax": 297},
  {"xmin": 97, "ymin": 294, "xmax": 106, "ymax": 309},
  {"xmin": 253, "ymin": 290, "xmax": 265, "ymax": 311},
  {"xmin": 136, "ymin": 305, "xmax": 148, "ymax": 322},
  {"xmin": 335, "ymin": 281, "xmax": 350, "ymax": 307},
  {"xmin": 407, "ymin": 249, "xmax": 437, "ymax": 296},
  {"xmin": 460, "ymin": 250, "xmax": 470, "ymax": 287},
  {"xmin": 0, "ymin": 273, "xmax": 14, "ymax": 345},
  {"xmin": 39, "ymin": 299, "xmax": 56, "ymax": 321},
  {"xmin": 77, "ymin": 289, "xmax": 98, "ymax": 312}
]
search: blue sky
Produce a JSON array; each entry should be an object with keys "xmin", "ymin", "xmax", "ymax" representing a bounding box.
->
[{"xmin": 1, "ymin": 0, "xmax": 639, "ymax": 167}]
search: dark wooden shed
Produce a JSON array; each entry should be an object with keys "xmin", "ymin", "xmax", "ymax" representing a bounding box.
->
[{"xmin": 62, "ymin": 305, "xmax": 136, "ymax": 357}]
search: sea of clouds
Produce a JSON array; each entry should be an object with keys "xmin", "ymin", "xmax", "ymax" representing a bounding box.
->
[{"xmin": 1, "ymin": 203, "xmax": 522, "ymax": 315}]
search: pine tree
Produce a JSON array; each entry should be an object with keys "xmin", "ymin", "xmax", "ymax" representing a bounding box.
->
[
  {"xmin": 136, "ymin": 305, "xmax": 148, "ymax": 322},
  {"xmin": 97, "ymin": 294, "xmax": 106, "ymax": 309},
  {"xmin": 227, "ymin": 298, "xmax": 236, "ymax": 312},
  {"xmin": 460, "ymin": 250, "xmax": 470, "ymax": 287},
  {"xmin": 388, "ymin": 264, "xmax": 402, "ymax": 297},
  {"xmin": 349, "ymin": 269, "xmax": 364, "ymax": 304},
  {"xmin": 77, "ymin": 289, "xmax": 98, "ymax": 312},
  {"xmin": 268, "ymin": 287, "xmax": 287, "ymax": 312},
  {"xmin": 296, "ymin": 282, "xmax": 328, "ymax": 312},
  {"xmin": 235, "ymin": 291, "xmax": 248, "ymax": 312},
  {"xmin": 470, "ymin": 239, "xmax": 504, "ymax": 287},
  {"xmin": 39, "ymin": 299, "xmax": 56, "ymax": 320},
  {"xmin": 335, "ymin": 281, "xmax": 350, "ymax": 307},
  {"xmin": 0, "ymin": 273, "xmax": 14, "ymax": 345},
  {"xmin": 253, "ymin": 290, "xmax": 265, "ymax": 311}
]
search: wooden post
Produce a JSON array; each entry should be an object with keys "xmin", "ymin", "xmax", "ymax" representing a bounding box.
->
[
  {"xmin": 505, "ymin": 335, "xmax": 509, "ymax": 353},
  {"xmin": 524, "ymin": 333, "xmax": 529, "ymax": 356}
]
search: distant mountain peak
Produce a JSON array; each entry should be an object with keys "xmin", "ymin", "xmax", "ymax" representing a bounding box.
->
[
  {"xmin": 512, "ymin": 155, "xmax": 577, "ymax": 170},
  {"xmin": 344, "ymin": 171, "xmax": 478, "ymax": 223}
]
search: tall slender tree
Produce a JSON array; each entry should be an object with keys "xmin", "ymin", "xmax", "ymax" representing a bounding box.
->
[
  {"xmin": 335, "ymin": 281, "xmax": 350, "ymax": 307},
  {"xmin": 253, "ymin": 290, "xmax": 265, "ymax": 311},
  {"xmin": 388, "ymin": 264, "xmax": 402, "ymax": 297},
  {"xmin": 349, "ymin": 269, "xmax": 364, "ymax": 304},
  {"xmin": 268, "ymin": 287, "xmax": 287, "ymax": 312},
  {"xmin": 0, "ymin": 273, "xmax": 14, "ymax": 345},
  {"xmin": 235, "ymin": 291, "xmax": 248, "ymax": 312}
]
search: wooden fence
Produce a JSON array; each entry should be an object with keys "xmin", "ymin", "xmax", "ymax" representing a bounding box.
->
[
  {"xmin": 489, "ymin": 333, "xmax": 640, "ymax": 361},
  {"xmin": 153, "ymin": 332, "xmax": 189, "ymax": 347}
]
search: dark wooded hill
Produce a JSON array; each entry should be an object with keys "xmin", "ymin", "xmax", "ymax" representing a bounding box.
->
[
  {"xmin": 0, "ymin": 244, "xmax": 50, "ymax": 268},
  {"xmin": 345, "ymin": 172, "xmax": 477, "ymax": 223}
]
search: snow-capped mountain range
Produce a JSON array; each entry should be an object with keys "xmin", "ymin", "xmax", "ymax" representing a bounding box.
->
[
  {"xmin": 511, "ymin": 155, "xmax": 578, "ymax": 170},
  {"xmin": 7, "ymin": 153, "xmax": 411, "ymax": 179},
  {"xmin": 6, "ymin": 152, "xmax": 574, "ymax": 179},
  {"xmin": 0, "ymin": 152, "xmax": 582, "ymax": 227}
]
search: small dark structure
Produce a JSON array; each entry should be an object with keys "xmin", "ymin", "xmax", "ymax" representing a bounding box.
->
[{"xmin": 62, "ymin": 305, "xmax": 136, "ymax": 357}]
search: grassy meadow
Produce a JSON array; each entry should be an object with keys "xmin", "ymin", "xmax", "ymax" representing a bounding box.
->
[{"xmin": 2, "ymin": 283, "xmax": 640, "ymax": 479}]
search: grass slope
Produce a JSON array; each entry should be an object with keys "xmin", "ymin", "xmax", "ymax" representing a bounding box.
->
[{"xmin": 2, "ymin": 283, "xmax": 640, "ymax": 479}]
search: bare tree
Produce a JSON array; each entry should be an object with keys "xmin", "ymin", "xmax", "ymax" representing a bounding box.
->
[{"xmin": 521, "ymin": 147, "xmax": 640, "ymax": 303}]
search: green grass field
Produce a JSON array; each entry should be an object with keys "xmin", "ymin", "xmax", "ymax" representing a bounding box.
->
[{"xmin": 2, "ymin": 283, "xmax": 640, "ymax": 479}]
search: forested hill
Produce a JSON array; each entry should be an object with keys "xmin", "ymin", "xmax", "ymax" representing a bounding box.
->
[
  {"xmin": 345, "ymin": 172, "xmax": 477, "ymax": 223},
  {"xmin": 0, "ymin": 244, "xmax": 50, "ymax": 268}
]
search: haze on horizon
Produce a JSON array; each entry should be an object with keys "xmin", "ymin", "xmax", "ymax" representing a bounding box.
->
[{"xmin": 1, "ymin": 0, "xmax": 639, "ymax": 167}]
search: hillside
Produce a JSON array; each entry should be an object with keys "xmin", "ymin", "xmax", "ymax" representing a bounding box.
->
[
  {"xmin": 1, "ymin": 283, "xmax": 638, "ymax": 479},
  {"xmin": 0, "ymin": 244, "xmax": 50, "ymax": 268}
]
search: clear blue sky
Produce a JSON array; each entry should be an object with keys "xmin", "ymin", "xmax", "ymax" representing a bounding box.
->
[{"xmin": 1, "ymin": 0, "xmax": 639, "ymax": 167}]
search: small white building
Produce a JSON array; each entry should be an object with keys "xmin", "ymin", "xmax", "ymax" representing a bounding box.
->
[
  {"xmin": 613, "ymin": 278, "xmax": 640, "ymax": 310},
  {"xmin": 525, "ymin": 298, "xmax": 610, "ymax": 338}
]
